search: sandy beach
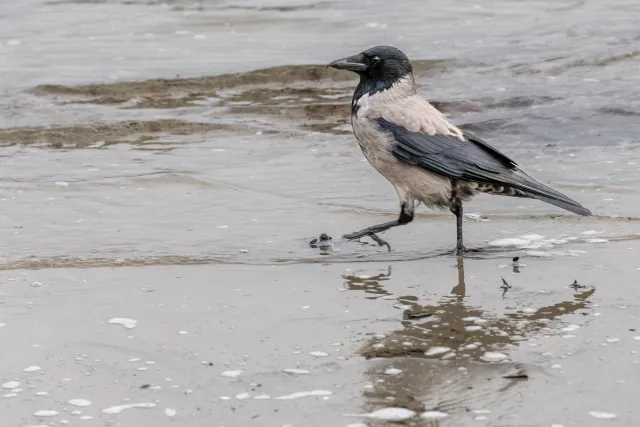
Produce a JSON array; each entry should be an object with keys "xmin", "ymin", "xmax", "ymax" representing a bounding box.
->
[{"xmin": 1, "ymin": 0, "xmax": 640, "ymax": 426}]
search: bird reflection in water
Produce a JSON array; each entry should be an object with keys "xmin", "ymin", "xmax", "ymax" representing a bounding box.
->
[
  {"xmin": 341, "ymin": 257, "xmax": 596, "ymax": 418},
  {"xmin": 342, "ymin": 266, "xmax": 393, "ymax": 299},
  {"xmin": 343, "ymin": 257, "xmax": 595, "ymax": 361}
]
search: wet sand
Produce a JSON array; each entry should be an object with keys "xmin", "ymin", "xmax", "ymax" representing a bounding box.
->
[
  {"xmin": 2, "ymin": 254, "xmax": 640, "ymax": 426},
  {"xmin": 2, "ymin": 0, "xmax": 640, "ymax": 426}
]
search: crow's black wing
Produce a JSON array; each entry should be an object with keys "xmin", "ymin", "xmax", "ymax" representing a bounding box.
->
[{"xmin": 376, "ymin": 118, "xmax": 590, "ymax": 216}]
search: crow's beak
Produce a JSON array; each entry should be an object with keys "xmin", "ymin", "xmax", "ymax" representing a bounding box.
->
[{"xmin": 328, "ymin": 53, "xmax": 367, "ymax": 72}]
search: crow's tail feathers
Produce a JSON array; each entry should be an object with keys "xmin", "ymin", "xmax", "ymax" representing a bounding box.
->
[
  {"xmin": 512, "ymin": 171, "xmax": 591, "ymax": 216},
  {"xmin": 519, "ymin": 188, "xmax": 591, "ymax": 216}
]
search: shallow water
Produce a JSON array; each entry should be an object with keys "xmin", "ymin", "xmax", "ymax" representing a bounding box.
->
[{"xmin": 1, "ymin": 0, "xmax": 640, "ymax": 426}]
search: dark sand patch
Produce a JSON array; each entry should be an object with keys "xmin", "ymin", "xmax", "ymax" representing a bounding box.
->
[
  {"xmin": 28, "ymin": 64, "xmax": 358, "ymax": 106},
  {"xmin": 0, "ymin": 120, "xmax": 231, "ymax": 149},
  {"xmin": 28, "ymin": 60, "xmax": 451, "ymax": 107}
]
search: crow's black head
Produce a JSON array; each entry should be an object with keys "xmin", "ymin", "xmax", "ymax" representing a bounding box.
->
[{"xmin": 329, "ymin": 46, "xmax": 413, "ymax": 98}]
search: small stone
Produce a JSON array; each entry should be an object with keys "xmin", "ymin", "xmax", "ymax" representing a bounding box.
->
[
  {"xmin": 481, "ymin": 352, "xmax": 508, "ymax": 362},
  {"xmin": 220, "ymin": 370, "xmax": 242, "ymax": 378},
  {"xmin": 68, "ymin": 399, "xmax": 92, "ymax": 407},
  {"xmin": 282, "ymin": 368, "xmax": 310, "ymax": 375},
  {"xmin": 421, "ymin": 411, "xmax": 449, "ymax": 419},
  {"xmin": 424, "ymin": 347, "xmax": 450, "ymax": 356},
  {"xmin": 34, "ymin": 410, "xmax": 59, "ymax": 417},
  {"xmin": 589, "ymin": 411, "xmax": 617, "ymax": 420},
  {"xmin": 363, "ymin": 408, "xmax": 416, "ymax": 421},
  {"xmin": 107, "ymin": 318, "xmax": 138, "ymax": 329},
  {"xmin": 2, "ymin": 381, "xmax": 19, "ymax": 389}
]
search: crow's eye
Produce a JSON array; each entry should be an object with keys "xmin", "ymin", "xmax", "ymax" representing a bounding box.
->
[{"xmin": 370, "ymin": 56, "xmax": 381, "ymax": 67}]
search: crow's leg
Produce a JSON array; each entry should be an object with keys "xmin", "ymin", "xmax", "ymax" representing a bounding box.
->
[
  {"xmin": 344, "ymin": 200, "xmax": 413, "ymax": 252},
  {"xmin": 450, "ymin": 200, "xmax": 466, "ymax": 255}
]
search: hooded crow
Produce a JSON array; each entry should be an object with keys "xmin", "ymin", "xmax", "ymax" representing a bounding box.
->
[{"xmin": 329, "ymin": 46, "xmax": 591, "ymax": 254}]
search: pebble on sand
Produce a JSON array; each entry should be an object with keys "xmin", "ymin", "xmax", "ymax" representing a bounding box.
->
[
  {"xmin": 421, "ymin": 411, "xmax": 449, "ymax": 419},
  {"xmin": 220, "ymin": 370, "xmax": 243, "ymax": 378},
  {"xmin": 275, "ymin": 390, "xmax": 332, "ymax": 400},
  {"xmin": 101, "ymin": 402, "xmax": 156, "ymax": 414},
  {"xmin": 165, "ymin": 408, "xmax": 177, "ymax": 417},
  {"xmin": 481, "ymin": 352, "xmax": 508, "ymax": 362},
  {"xmin": 351, "ymin": 408, "xmax": 417, "ymax": 422},
  {"xmin": 34, "ymin": 410, "xmax": 59, "ymax": 417},
  {"xmin": 589, "ymin": 411, "xmax": 617, "ymax": 420},
  {"xmin": 424, "ymin": 347, "xmax": 451, "ymax": 356},
  {"xmin": 23, "ymin": 366, "xmax": 41, "ymax": 373},
  {"xmin": 2, "ymin": 381, "xmax": 20, "ymax": 389},
  {"xmin": 282, "ymin": 368, "xmax": 310, "ymax": 375},
  {"xmin": 107, "ymin": 318, "xmax": 138, "ymax": 329},
  {"xmin": 68, "ymin": 399, "xmax": 92, "ymax": 407}
]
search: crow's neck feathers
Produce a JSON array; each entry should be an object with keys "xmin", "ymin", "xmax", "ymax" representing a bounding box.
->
[{"xmin": 352, "ymin": 75, "xmax": 417, "ymax": 115}]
